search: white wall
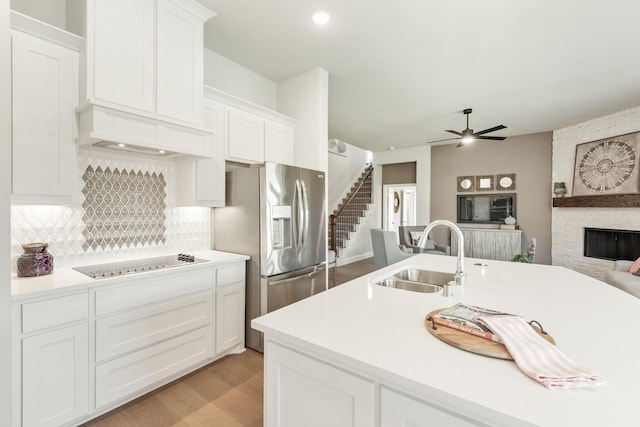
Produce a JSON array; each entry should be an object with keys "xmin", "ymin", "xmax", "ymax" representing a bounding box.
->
[
  {"xmin": 204, "ymin": 48, "xmax": 277, "ymax": 110},
  {"xmin": 328, "ymin": 142, "xmax": 369, "ymax": 210},
  {"xmin": 372, "ymin": 146, "xmax": 431, "ymax": 229},
  {"xmin": 1, "ymin": 0, "xmax": 13, "ymax": 423},
  {"xmin": 552, "ymin": 105, "xmax": 640, "ymax": 279},
  {"xmin": 277, "ymin": 68, "xmax": 329, "ymax": 172}
]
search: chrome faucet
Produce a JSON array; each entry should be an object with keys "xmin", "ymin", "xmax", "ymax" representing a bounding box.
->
[{"xmin": 417, "ymin": 220, "xmax": 465, "ymax": 285}]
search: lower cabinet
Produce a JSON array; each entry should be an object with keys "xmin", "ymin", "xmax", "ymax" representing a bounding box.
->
[
  {"xmin": 14, "ymin": 260, "xmax": 247, "ymax": 426},
  {"xmin": 380, "ymin": 387, "xmax": 484, "ymax": 427},
  {"xmin": 215, "ymin": 262, "xmax": 246, "ymax": 354},
  {"xmin": 265, "ymin": 341, "xmax": 375, "ymax": 427},
  {"xmin": 22, "ymin": 323, "xmax": 89, "ymax": 427},
  {"xmin": 264, "ymin": 341, "xmax": 488, "ymax": 427}
]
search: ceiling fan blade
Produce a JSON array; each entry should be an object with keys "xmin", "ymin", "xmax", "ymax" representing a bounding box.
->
[
  {"xmin": 456, "ymin": 142, "xmax": 464, "ymax": 148},
  {"xmin": 445, "ymin": 130, "xmax": 462, "ymax": 136},
  {"xmin": 477, "ymin": 135, "xmax": 507, "ymax": 141},
  {"xmin": 427, "ymin": 137, "xmax": 459, "ymax": 144},
  {"xmin": 474, "ymin": 125, "xmax": 506, "ymax": 136}
]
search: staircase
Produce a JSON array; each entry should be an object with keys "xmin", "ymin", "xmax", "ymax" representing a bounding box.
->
[{"xmin": 329, "ymin": 166, "xmax": 374, "ymax": 255}]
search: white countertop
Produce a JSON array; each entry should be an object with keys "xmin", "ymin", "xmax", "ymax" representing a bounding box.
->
[
  {"xmin": 253, "ymin": 254, "xmax": 640, "ymax": 426},
  {"xmin": 11, "ymin": 250, "xmax": 249, "ymax": 300}
]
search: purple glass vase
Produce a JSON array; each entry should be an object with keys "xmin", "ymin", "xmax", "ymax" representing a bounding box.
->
[{"xmin": 17, "ymin": 243, "xmax": 54, "ymax": 277}]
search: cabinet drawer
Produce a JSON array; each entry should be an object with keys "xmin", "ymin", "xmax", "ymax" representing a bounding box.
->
[
  {"xmin": 95, "ymin": 326, "xmax": 213, "ymax": 409},
  {"xmin": 22, "ymin": 292, "xmax": 88, "ymax": 334},
  {"xmin": 95, "ymin": 268, "xmax": 213, "ymax": 316},
  {"xmin": 216, "ymin": 262, "xmax": 245, "ymax": 287},
  {"xmin": 96, "ymin": 291, "xmax": 213, "ymax": 362}
]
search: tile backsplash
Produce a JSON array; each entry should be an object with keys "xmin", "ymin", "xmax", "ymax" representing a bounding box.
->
[
  {"xmin": 11, "ymin": 147, "xmax": 211, "ymax": 270},
  {"xmin": 81, "ymin": 166, "xmax": 167, "ymax": 251}
]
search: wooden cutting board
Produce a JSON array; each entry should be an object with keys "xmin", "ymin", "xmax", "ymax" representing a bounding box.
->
[{"xmin": 425, "ymin": 308, "xmax": 555, "ymax": 360}]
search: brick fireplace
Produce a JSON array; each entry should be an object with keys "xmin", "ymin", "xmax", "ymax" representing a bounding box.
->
[{"xmin": 552, "ymin": 106, "xmax": 640, "ymax": 280}]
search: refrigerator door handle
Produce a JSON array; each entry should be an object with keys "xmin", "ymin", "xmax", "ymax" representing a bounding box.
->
[
  {"xmin": 300, "ymin": 180, "xmax": 309, "ymax": 252},
  {"xmin": 267, "ymin": 268, "xmax": 324, "ymax": 286},
  {"xmin": 294, "ymin": 179, "xmax": 304, "ymax": 253}
]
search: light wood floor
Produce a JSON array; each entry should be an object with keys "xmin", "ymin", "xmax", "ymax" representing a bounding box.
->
[{"xmin": 85, "ymin": 257, "xmax": 377, "ymax": 427}]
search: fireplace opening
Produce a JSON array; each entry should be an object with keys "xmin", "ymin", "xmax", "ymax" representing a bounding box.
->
[{"xmin": 584, "ymin": 228, "xmax": 640, "ymax": 261}]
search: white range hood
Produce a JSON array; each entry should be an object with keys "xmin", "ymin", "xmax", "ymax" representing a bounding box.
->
[
  {"xmin": 76, "ymin": 101, "xmax": 215, "ymax": 158},
  {"xmin": 74, "ymin": 0, "xmax": 217, "ymax": 159}
]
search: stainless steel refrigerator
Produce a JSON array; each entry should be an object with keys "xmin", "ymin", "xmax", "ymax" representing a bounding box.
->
[{"xmin": 213, "ymin": 162, "xmax": 327, "ymax": 352}]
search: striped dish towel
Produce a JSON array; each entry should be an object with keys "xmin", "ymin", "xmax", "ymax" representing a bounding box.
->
[{"xmin": 477, "ymin": 315, "xmax": 607, "ymax": 389}]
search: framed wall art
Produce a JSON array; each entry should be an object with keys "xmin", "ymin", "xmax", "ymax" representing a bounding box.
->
[
  {"xmin": 475, "ymin": 175, "xmax": 494, "ymax": 191},
  {"xmin": 457, "ymin": 175, "xmax": 475, "ymax": 192},
  {"xmin": 496, "ymin": 173, "xmax": 516, "ymax": 191},
  {"xmin": 572, "ymin": 132, "xmax": 640, "ymax": 196}
]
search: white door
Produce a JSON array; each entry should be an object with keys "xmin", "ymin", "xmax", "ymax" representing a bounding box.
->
[{"xmin": 383, "ymin": 185, "xmax": 417, "ymax": 235}]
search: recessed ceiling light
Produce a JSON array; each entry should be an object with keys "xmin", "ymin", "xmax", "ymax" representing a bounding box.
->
[
  {"xmin": 312, "ymin": 10, "xmax": 331, "ymax": 25},
  {"xmin": 158, "ymin": 150, "xmax": 166, "ymax": 154},
  {"xmin": 389, "ymin": 147, "xmax": 395, "ymax": 151},
  {"xmin": 118, "ymin": 143, "xmax": 126, "ymax": 147}
]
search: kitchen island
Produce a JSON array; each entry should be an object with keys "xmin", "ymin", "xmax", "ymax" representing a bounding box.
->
[{"xmin": 253, "ymin": 254, "xmax": 640, "ymax": 427}]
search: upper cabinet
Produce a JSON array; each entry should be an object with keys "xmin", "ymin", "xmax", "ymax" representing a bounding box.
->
[
  {"xmin": 265, "ymin": 120, "xmax": 295, "ymax": 165},
  {"xmin": 227, "ymin": 107, "xmax": 265, "ymax": 164},
  {"xmin": 204, "ymin": 86, "xmax": 296, "ymax": 166},
  {"xmin": 89, "ymin": 0, "xmax": 155, "ymax": 113},
  {"xmin": 156, "ymin": 0, "xmax": 204, "ymax": 124},
  {"xmin": 76, "ymin": 0, "xmax": 217, "ymax": 157},
  {"xmin": 10, "ymin": 12, "xmax": 81, "ymax": 204}
]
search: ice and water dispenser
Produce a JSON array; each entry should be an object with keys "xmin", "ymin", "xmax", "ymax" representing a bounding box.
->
[{"xmin": 271, "ymin": 205, "xmax": 292, "ymax": 249}]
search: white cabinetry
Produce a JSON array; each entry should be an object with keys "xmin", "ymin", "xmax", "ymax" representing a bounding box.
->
[
  {"xmin": 89, "ymin": 0, "xmax": 154, "ymax": 112},
  {"xmin": 215, "ymin": 263, "xmax": 245, "ymax": 354},
  {"xmin": 77, "ymin": 0, "xmax": 217, "ymax": 157},
  {"xmin": 14, "ymin": 260, "xmax": 247, "ymax": 425},
  {"xmin": 156, "ymin": 0, "xmax": 204, "ymax": 124},
  {"xmin": 265, "ymin": 341, "xmax": 375, "ymax": 427},
  {"xmin": 16, "ymin": 292, "xmax": 89, "ymax": 427},
  {"xmin": 205, "ymin": 86, "xmax": 297, "ymax": 166},
  {"xmin": 10, "ymin": 13, "xmax": 80, "ymax": 204},
  {"xmin": 227, "ymin": 107, "xmax": 265, "ymax": 164},
  {"xmin": 176, "ymin": 98, "xmax": 225, "ymax": 207},
  {"xmin": 265, "ymin": 120, "xmax": 295, "ymax": 165},
  {"xmin": 380, "ymin": 387, "xmax": 482, "ymax": 427}
]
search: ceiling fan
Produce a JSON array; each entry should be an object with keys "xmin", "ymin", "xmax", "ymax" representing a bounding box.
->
[{"xmin": 428, "ymin": 108, "xmax": 507, "ymax": 147}]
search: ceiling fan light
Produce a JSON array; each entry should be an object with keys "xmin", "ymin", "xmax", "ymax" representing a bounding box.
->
[{"xmin": 461, "ymin": 135, "xmax": 474, "ymax": 144}]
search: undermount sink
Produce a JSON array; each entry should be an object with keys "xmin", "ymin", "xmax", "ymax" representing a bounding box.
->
[{"xmin": 374, "ymin": 269, "xmax": 455, "ymax": 294}]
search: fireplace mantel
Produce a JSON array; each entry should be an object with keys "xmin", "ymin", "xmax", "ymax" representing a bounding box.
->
[{"xmin": 553, "ymin": 194, "xmax": 640, "ymax": 208}]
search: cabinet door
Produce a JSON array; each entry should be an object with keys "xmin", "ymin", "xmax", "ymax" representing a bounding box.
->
[
  {"xmin": 227, "ymin": 107, "xmax": 265, "ymax": 163},
  {"xmin": 265, "ymin": 120, "xmax": 294, "ymax": 165},
  {"xmin": 22, "ymin": 324, "xmax": 89, "ymax": 427},
  {"xmin": 380, "ymin": 387, "xmax": 484, "ymax": 427},
  {"xmin": 156, "ymin": 0, "xmax": 204, "ymax": 124},
  {"xmin": 265, "ymin": 341, "xmax": 374, "ymax": 427},
  {"xmin": 11, "ymin": 31, "xmax": 78, "ymax": 201},
  {"xmin": 195, "ymin": 98, "xmax": 225, "ymax": 206},
  {"xmin": 91, "ymin": 0, "xmax": 154, "ymax": 112},
  {"xmin": 215, "ymin": 283, "xmax": 244, "ymax": 354}
]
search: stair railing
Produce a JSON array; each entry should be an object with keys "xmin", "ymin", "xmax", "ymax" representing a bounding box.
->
[{"xmin": 329, "ymin": 166, "xmax": 373, "ymax": 254}]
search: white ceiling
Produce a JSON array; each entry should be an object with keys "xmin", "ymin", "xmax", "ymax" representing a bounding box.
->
[{"xmin": 197, "ymin": 0, "xmax": 640, "ymax": 152}]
